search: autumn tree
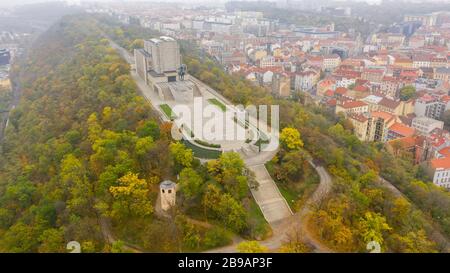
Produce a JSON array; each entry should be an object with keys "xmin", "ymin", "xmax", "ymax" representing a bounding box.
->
[
  {"xmin": 109, "ymin": 173, "xmax": 153, "ymax": 220},
  {"xmin": 170, "ymin": 142, "xmax": 194, "ymax": 168},
  {"xmin": 207, "ymin": 152, "xmax": 248, "ymax": 199},
  {"xmin": 357, "ymin": 212, "xmax": 392, "ymax": 248},
  {"xmin": 237, "ymin": 241, "xmax": 268, "ymax": 253},
  {"xmin": 38, "ymin": 228, "xmax": 66, "ymax": 253},
  {"xmin": 179, "ymin": 168, "xmax": 203, "ymax": 200},
  {"xmin": 202, "ymin": 184, "xmax": 247, "ymax": 232},
  {"xmin": 280, "ymin": 127, "xmax": 304, "ymax": 150}
]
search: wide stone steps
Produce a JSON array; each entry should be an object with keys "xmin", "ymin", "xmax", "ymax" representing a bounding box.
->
[{"xmin": 247, "ymin": 164, "xmax": 293, "ymax": 224}]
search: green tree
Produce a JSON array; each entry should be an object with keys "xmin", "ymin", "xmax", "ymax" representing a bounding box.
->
[
  {"xmin": 399, "ymin": 86, "xmax": 416, "ymax": 101},
  {"xmin": 38, "ymin": 228, "xmax": 66, "ymax": 253},
  {"xmin": 111, "ymin": 240, "xmax": 125, "ymax": 253},
  {"xmin": 179, "ymin": 168, "xmax": 203, "ymax": 199},
  {"xmin": 135, "ymin": 136, "xmax": 154, "ymax": 156},
  {"xmin": 170, "ymin": 142, "xmax": 194, "ymax": 168},
  {"xmin": 202, "ymin": 227, "xmax": 232, "ymax": 248},
  {"xmin": 217, "ymin": 194, "xmax": 247, "ymax": 232},
  {"xmin": 137, "ymin": 120, "xmax": 160, "ymax": 139},
  {"xmin": 357, "ymin": 212, "xmax": 392, "ymax": 246},
  {"xmin": 207, "ymin": 152, "xmax": 248, "ymax": 199}
]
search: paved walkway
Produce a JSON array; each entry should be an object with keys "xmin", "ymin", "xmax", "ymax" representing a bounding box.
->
[{"xmin": 248, "ymin": 164, "xmax": 293, "ymax": 224}]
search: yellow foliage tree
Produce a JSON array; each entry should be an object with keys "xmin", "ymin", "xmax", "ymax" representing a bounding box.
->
[
  {"xmin": 109, "ymin": 173, "xmax": 153, "ymax": 219},
  {"xmin": 237, "ymin": 241, "xmax": 268, "ymax": 253},
  {"xmin": 170, "ymin": 142, "xmax": 193, "ymax": 168},
  {"xmin": 279, "ymin": 127, "xmax": 304, "ymax": 150}
]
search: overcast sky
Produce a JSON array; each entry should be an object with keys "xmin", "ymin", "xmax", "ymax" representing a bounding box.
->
[{"xmin": 0, "ymin": 0, "xmax": 448, "ymax": 8}]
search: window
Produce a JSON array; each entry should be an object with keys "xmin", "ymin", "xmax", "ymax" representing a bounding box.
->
[
  {"xmin": 162, "ymin": 189, "xmax": 165, "ymax": 193},
  {"xmin": 168, "ymin": 190, "xmax": 172, "ymax": 194}
]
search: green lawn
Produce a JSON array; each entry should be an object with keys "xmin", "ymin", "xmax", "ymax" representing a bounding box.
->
[
  {"xmin": 208, "ymin": 98, "xmax": 227, "ymax": 112},
  {"xmin": 278, "ymin": 185, "xmax": 299, "ymax": 209},
  {"xmin": 182, "ymin": 139, "xmax": 222, "ymax": 159},
  {"xmin": 194, "ymin": 139, "xmax": 221, "ymax": 148},
  {"xmin": 159, "ymin": 104, "xmax": 176, "ymax": 120},
  {"xmin": 265, "ymin": 161, "xmax": 320, "ymax": 212},
  {"xmin": 245, "ymin": 197, "xmax": 272, "ymax": 240}
]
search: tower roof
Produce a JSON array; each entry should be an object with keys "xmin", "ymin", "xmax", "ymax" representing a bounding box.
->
[{"xmin": 160, "ymin": 180, "xmax": 176, "ymax": 189}]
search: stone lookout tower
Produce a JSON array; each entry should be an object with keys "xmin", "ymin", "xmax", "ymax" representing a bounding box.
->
[{"xmin": 160, "ymin": 180, "xmax": 177, "ymax": 211}]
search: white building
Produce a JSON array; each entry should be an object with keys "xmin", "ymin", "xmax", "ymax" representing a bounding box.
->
[
  {"xmin": 259, "ymin": 55, "xmax": 277, "ymax": 68},
  {"xmin": 294, "ymin": 70, "xmax": 320, "ymax": 91},
  {"xmin": 411, "ymin": 116, "xmax": 444, "ymax": 135},
  {"xmin": 429, "ymin": 158, "xmax": 450, "ymax": 188},
  {"xmin": 144, "ymin": 37, "xmax": 181, "ymax": 75},
  {"xmin": 414, "ymin": 94, "xmax": 445, "ymax": 120},
  {"xmin": 323, "ymin": 54, "xmax": 341, "ymax": 71}
]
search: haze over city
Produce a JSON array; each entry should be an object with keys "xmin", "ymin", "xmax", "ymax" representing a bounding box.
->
[{"xmin": 0, "ymin": 0, "xmax": 449, "ymax": 266}]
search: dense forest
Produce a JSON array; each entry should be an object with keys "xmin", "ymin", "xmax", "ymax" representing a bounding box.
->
[
  {"xmin": 0, "ymin": 85, "xmax": 11, "ymax": 113},
  {"xmin": 0, "ymin": 15, "xmax": 271, "ymax": 253}
]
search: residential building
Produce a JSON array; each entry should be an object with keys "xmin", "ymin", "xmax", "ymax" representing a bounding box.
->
[
  {"xmin": 434, "ymin": 67, "xmax": 450, "ymax": 82},
  {"xmin": 272, "ymin": 73, "xmax": 291, "ymax": 97},
  {"xmin": 294, "ymin": 69, "xmax": 320, "ymax": 91},
  {"xmin": 386, "ymin": 122, "xmax": 416, "ymax": 141},
  {"xmin": 348, "ymin": 113, "xmax": 369, "ymax": 141},
  {"xmin": 412, "ymin": 116, "xmax": 444, "ymax": 135},
  {"xmin": 428, "ymin": 158, "xmax": 450, "ymax": 188},
  {"xmin": 414, "ymin": 94, "xmax": 445, "ymax": 120},
  {"xmin": 362, "ymin": 68, "xmax": 384, "ymax": 83},
  {"xmin": 323, "ymin": 54, "xmax": 341, "ymax": 71},
  {"xmin": 335, "ymin": 100, "xmax": 369, "ymax": 116},
  {"xmin": 367, "ymin": 111, "xmax": 397, "ymax": 142}
]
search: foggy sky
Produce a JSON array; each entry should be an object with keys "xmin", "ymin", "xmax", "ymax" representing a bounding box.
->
[{"xmin": 1, "ymin": 0, "xmax": 448, "ymax": 9}]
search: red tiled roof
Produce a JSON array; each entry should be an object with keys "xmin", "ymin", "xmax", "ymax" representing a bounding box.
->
[
  {"xmin": 431, "ymin": 157, "xmax": 450, "ymax": 169},
  {"xmin": 335, "ymin": 87, "xmax": 348, "ymax": 95},
  {"xmin": 441, "ymin": 95, "xmax": 450, "ymax": 103},
  {"xmin": 341, "ymin": 100, "xmax": 368, "ymax": 109},
  {"xmin": 327, "ymin": 98, "xmax": 337, "ymax": 106},
  {"xmin": 372, "ymin": 111, "xmax": 394, "ymax": 121},
  {"xmin": 438, "ymin": 147, "xmax": 450, "ymax": 158},
  {"xmin": 389, "ymin": 122, "xmax": 415, "ymax": 137},
  {"xmin": 348, "ymin": 113, "xmax": 368, "ymax": 122},
  {"xmin": 418, "ymin": 94, "xmax": 436, "ymax": 103},
  {"xmin": 389, "ymin": 136, "xmax": 416, "ymax": 148},
  {"xmin": 354, "ymin": 85, "xmax": 369, "ymax": 92},
  {"xmin": 379, "ymin": 97, "xmax": 401, "ymax": 109},
  {"xmin": 324, "ymin": 89, "xmax": 335, "ymax": 97}
]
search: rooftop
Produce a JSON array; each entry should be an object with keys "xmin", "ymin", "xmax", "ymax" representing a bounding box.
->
[
  {"xmin": 371, "ymin": 111, "xmax": 394, "ymax": 121},
  {"xmin": 431, "ymin": 157, "xmax": 450, "ymax": 170},
  {"xmin": 340, "ymin": 100, "xmax": 367, "ymax": 109},
  {"xmin": 160, "ymin": 180, "xmax": 176, "ymax": 189},
  {"xmin": 379, "ymin": 97, "xmax": 401, "ymax": 109},
  {"xmin": 389, "ymin": 122, "xmax": 415, "ymax": 137}
]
